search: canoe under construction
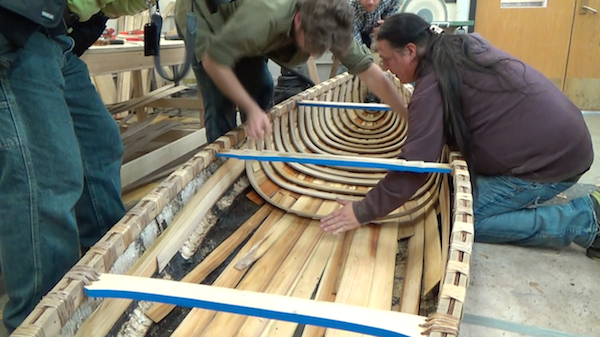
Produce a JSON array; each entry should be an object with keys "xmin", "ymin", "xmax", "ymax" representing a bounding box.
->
[{"xmin": 12, "ymin": 72, "xmax": 474, "ymax": 337}]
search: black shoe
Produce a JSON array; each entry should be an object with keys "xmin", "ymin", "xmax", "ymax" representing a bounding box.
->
[
  {"xmin": 587, "ymin": 236, "xmax": 600, "ymax": 260},
  {"xmin": 586, "ymin": 191, "xmax": 600, "ymax": 260}
]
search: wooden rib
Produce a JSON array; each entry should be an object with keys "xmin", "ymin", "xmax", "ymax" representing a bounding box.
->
[
  {"xmin": 277, "ymin": 114, "xmax": 386, "ymax": 182},
  {"xmin": 323, "ymin": 85, "xmax": 403, "ymax": 142}
]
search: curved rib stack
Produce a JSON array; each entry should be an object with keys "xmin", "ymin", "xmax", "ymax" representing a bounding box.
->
[{"xmin": 248, "ymin": 74, "xmax": 444, "ymax": 223}]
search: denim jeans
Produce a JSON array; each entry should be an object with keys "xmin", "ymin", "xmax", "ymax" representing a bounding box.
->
[
  {"xmin": 192, "ymin": 56, "xmax": 274, "ymax": 143},
  {"xmin": 474, "ymin": 175, "xmax": 598, "ymax": 249},
  {"xmin": 0, "ymin": 31, "xmax": 126, "ymax": 331}
]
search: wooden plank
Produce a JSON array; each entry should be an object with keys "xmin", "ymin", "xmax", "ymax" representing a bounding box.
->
[
  {"xmin": 144, "ymin": 97, "xmax": 204, "ymax": 110},
  {"xmin": 423, "ymin": 207, "xmax": 443, "ymax": 295},
  {"xmin": 233, "ymin": 196, "xmax": 318, "ymax": 270},
  {"xmin": 84, "ymin": 273, "xmax": 428, "ymax": 337},
  {"xmin": 307, "ymin": 56, "xmax": 321, "ymax": 84},
  {"xmin": 325, "ymin": 225, "xmax": 378, "ymax": 337},
  {"xmin": 235, "ymin": 202, "xmax": 339, "ymax": 337},
  {"xmin": 177, "ymin": 212, "xmax": 315, "ymax": 336},
  {"xmin": 120, "ymin": 128, "xmax": 207, "ymax": 189},
  {"xmin": 368, "ymin": 222, "xmax": 399, "ymax": 310},
  {"xmin": 263, "ymin": 225, "xmax": 339, "ymax": 337},
  {"xmin": 144, "ymin": 194, "xmax": 285, "ymax": 323},
  {"xmin": 399, "ymin": 215, "xmax": 425, "ymax": 315},
  {"xmin": 81, "ymin": 40, "xmax": 186, "ymax": 76}
]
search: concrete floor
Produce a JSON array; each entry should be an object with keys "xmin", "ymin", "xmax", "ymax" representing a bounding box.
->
[
  {"xmin": 460, "ymin": 113, "xmax": 600, "ymax": 337},
  {"xmin": 1, "ymin": 114, "xmax": 599, "ymax": 337}
]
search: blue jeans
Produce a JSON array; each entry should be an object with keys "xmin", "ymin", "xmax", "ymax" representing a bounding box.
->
[
  {"xmin": 192, "ymin": 57, "xmax": 274, "ymax": 143},
  {"xmin": 474, "ymin": 175, "xmax": 598, "ymax": 249},
  {"xmin": 0, "ymin": 31, "xmax": 125, "ymax": 331}
]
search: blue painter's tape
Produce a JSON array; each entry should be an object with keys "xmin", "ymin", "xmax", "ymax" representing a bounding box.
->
[
  {"xmin": 84, "ymin": 288, "xmax": 412, "ymax": 337},
  {"xmin": 296, "ymin": 101, "xmax": 392, "ymax": 111},
  {"xmin": 215, "ymin": 153, "xmax": 452, "ymax": 174}
]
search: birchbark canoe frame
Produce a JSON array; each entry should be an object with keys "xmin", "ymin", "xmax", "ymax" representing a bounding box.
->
[{"xmin": 12, "ymin": 72, "xmax": 474, "ymax": 337}]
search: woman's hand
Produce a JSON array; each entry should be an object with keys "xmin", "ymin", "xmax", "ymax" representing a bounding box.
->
[{"xmin": 320, "ymin": 199, "xmax": 362, "ymax": 234}]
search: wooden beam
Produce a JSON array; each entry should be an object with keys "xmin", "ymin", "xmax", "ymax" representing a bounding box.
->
[
  {"xmin": 81, "ymin": 40, "xmax": 186, "ymax": 77},
  {"xmin": 84, "ymin": 273, "xmax": 428, "ymax": 337},
  {"xmin": 120, "ymin": 129, "xmax": 207, "ymax": 189},
  {"xmin": 216, "ymin": 149, "xmax": 452, "ymax": 174},
  {"xmin": 144, "ymin": 97, "xmax": 204, "ymax": 110}
]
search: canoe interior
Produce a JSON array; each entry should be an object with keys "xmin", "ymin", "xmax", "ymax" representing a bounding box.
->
[{"xmin": 12, "ymin": 72, "xmax": 474, "ymax": 337}]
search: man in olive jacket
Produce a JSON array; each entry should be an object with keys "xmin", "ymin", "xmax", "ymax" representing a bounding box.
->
[
  {"xmin": 0, "ymin": 0, "xmax": 147, "ymax": 332},
  {"xmin": 175, "ymin": 0, "xmax": 409, "ymax": 143}
]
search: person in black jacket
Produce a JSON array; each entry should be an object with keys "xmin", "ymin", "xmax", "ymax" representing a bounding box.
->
[{"xmin": 0, "ymin": 1, "xmax": 126, "ymax": 332}]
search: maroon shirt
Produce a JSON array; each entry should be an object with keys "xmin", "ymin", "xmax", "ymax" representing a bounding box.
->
[{"xmin": 353, "ymin": 33, "xmax": 593, "ymax": 223}]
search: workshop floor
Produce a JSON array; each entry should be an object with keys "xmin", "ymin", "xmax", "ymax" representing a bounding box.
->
[
  {"xmin": 0, "ymin": 114, "xmax": 599, "ymax": 337},
  {"xmin": 459, "ymin": 113, "xmax": 600, "ymax": 337}
]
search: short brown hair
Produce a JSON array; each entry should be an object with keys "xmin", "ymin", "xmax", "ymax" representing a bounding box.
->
[{"xmin": 296, "ymin": 0, "xmax": 354, "ymax": 56}]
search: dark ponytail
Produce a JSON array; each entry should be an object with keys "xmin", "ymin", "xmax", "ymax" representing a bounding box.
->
[{"xmin": 377, "ymin": 13, "xmax": 525, "ymax": 179}]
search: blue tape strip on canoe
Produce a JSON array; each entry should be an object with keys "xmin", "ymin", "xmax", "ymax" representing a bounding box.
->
[
  {"xmin": 84, "ymin": 288, "xmax": 413, "ymax": 337},
  {"xmin": 215, "ymin": 153, "xmax": 452, "ymax": 174},
  {"xmin": 296, "ymin": 101, "xmax": 392, "ymax": 111}
]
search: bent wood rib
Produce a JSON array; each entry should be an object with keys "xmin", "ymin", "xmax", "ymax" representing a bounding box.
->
[{"xmin": 84, "ymin": 273, "xmax": 427, "ymax": 337}]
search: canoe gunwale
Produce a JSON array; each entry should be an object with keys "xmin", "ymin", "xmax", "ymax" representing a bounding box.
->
[{"xmin": 11, "ymin": 73, "xmax": 474, "ymax": 337}]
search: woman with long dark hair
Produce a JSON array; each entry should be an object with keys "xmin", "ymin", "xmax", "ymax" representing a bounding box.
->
[{"xmin": 320, "ymin": 13, "xmax": 600, "ymax": 260}]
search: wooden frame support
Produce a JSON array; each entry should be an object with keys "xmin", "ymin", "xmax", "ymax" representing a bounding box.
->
[
  {"xmin": 121, "ymin": 128, "xmax": 207, "ymax": 188},
  {"xmin": 216, "ymin": 149, "xmax": 452, "ymax": 174},
  {"xmin": 84, "ymin": 273, "xmax": 428, "ymax": 337}
]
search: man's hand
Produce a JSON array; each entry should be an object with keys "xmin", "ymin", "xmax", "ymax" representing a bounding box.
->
[
  {"xmin": 246, "ymin": 108, "xmax": 272, "ymax": 141},
  {"xmin": 372, "ymin": 19, "xmax": 384, "ymax": 36},
  {"xmin": 202, "ymin": 53, "xmax": 272, "ymax": 141},
  {"xmin": 320, "ymin": 199, "xmax": 362, "ymax": 234}
]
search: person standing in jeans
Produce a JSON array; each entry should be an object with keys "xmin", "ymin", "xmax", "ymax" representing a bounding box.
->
[
  {"xmin": 320, "ymin": 13, "xmax": 600, "ymax": 261},
  {"xmin": 0, "ymin": 0, "xmax": 150, "ymax": 332}
]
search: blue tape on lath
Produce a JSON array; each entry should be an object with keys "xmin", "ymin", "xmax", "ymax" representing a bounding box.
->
[
  {"xmin": 215, "ymin": 152, "xmax": 452, "ymax": 174},
  {"xmin": 84, "ymin": 288, "xmax": 413, "ymax": 337}
]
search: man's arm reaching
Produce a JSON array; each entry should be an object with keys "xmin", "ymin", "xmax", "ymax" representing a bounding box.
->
[
  {"xmin": 201, "ymin": 53, "xmax": 272, "ymax": 140},
  {"xmin": 357, "ymin": 63, "xmax": 408, "ymax": 120}
]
